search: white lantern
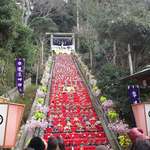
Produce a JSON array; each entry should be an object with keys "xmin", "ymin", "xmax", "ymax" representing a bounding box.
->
[
  {"xmin": 132, "ymin": 103, "xmax": 150, "ymax": 136},
  {"xmin": 0, "ymin": 98, "xmax": 25, "ymax": 148}
]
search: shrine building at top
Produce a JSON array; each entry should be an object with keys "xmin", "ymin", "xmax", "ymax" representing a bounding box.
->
[{"xmin": 50, "ymin": 33, "xmax": 75, "ymax": 54}]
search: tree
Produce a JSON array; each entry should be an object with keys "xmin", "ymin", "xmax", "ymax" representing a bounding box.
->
[
  {"xmin": 79, "ymin": 0, "xmax": 150, "ymax": 71},
  {"xmin": 29, "ymin": 0, "xmax": 76, "ymax": 32},
  {"xmin": 77, "ymin": 0, "xmax": 150, "ymax": 125},
  {"xmin": 0, "ymin": 0, "xmax": 19, "ymax": 49},
  {"xmin": 30, "ymin": 17, "xmax": 58, "ymax": 64},
  {"xmin": 0, "ymin": 0, "xmax": 37, "ymax": 94}
]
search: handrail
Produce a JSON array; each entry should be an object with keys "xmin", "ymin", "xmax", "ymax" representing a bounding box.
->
[{"xmin": 73, "ymin": 54, "xmax": 122, "ymax": 150}]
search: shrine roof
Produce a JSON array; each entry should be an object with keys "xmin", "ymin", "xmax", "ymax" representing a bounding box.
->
[{"xmin": 120, "ymin": 66, "xmax": 150, "ymax": 81}]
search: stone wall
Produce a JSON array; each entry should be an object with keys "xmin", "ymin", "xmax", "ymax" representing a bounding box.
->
[{"xmin": 2, "ymin": 78, "xmax": 31, "ymax": 100}]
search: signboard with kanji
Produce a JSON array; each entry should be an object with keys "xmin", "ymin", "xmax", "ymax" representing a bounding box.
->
[
  {"xmin": 128, "ymin": 85, "xmax": 141, "ymax": 104},
  {"xmin": 15, "ymin": 58, "xmax": 25, "ymax": 94}
]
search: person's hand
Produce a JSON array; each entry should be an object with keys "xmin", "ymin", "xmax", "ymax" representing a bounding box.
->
[
  {"xmin": 128, "ymin": 127, "xmax": 150, "ymax": 143},
  {"xmin": 41, "ymin": 138, "xmax": 47, "ymax": 150}
]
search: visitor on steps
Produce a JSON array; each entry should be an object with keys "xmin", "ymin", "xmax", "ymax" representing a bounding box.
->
[
  {"xmin": 128, "ymin": 127, "xmax": 150, "ymax": 150},
  {"xmin": 130, "ymin": 137, "xmax": 150, "ymax": 150},
  {"xmin": 57, "ymin": 136, "xmax": 65, "ymax": 150},
  {"xmin": 47, "ymin": 136, "xmax": 59, "ymax": 150},
  {"xmin": 26, "ymin": 136, "xmax": 47, "ymax": 150},
  {"xmin": 128, "ymin": 127, "xmax": 150, "ymax": 143}
]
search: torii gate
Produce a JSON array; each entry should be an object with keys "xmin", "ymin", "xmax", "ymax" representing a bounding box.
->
[{"xmin": 50, "ymin": 33, "xmax": 75, "ymax": 54}]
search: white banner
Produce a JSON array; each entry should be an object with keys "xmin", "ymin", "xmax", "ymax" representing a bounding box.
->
[
  {"xmin": 0, "ymin": 104, "xmax": 8, "ymax": 146},
  {"xmin": 145, "ymin": 104, "xmax": 150, "ymax": 136}
]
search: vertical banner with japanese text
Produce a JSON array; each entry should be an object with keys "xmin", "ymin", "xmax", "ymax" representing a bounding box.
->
[
  {"xmin": 15, "ymin": 58, "xmax": 25, "ymax": 95},
  {"xmin": 128, "ymin": 85, "xmax": 140, "ymax": 104}
]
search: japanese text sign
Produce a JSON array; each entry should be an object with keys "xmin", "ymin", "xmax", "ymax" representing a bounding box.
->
[
  {"xmin": 15, "ymin": 58, "xmax": 25, "ymax": 94},
  {"xmin": 128, "ymin": 85, "xmax": 140, "ymax": 104}
]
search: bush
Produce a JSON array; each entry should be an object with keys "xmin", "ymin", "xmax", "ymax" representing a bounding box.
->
[
  {"xmin": 95, "ymin": 63, "xmax": 135, "ymax": 126},
  {"xmin": 14, "ymin": 84, "xmax": 37, "ymax": 124}
]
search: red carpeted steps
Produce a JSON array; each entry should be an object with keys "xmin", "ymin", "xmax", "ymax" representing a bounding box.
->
[{"xmin": 43, "ymin": 54, "xmax": 108, "ymax": 150}]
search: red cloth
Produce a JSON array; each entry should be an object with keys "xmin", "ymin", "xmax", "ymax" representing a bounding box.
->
[{"xmin": 43, "ymin": 54, "xmax": 108, "ymax": 149}]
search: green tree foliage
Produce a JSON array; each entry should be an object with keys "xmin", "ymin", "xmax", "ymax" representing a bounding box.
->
[
  {"xmin": 0, "ymin": 48, "xmax": 15, "ymax": 95},
  {"xmin": 51, "ymin": 0, "xmax": 76, "ymax": 32},
  {"xmin": 0, "ymin": 0, "xmax": 18, "ymax": 49},
  {"xmin": 0, "ymin": 0, "xmax": 36, "ymax": 94},
  {"xmin": 28, "ymin": 0, "xmax": 76, "ymax": 69},
  {"xmin": 13, "ymin": 24, "xmax": 37, "ymax": 74},
  {"xmin": 80, "ymin": 0, "xmax": 150, "ymax": 70},
  {"xmin": 0, "ymin": 0, "xmax": 77, "ymax": 95},
  {"xmin": 30, "ymin": 17, "xmax": 57, "ymax": 34},
  {"xmin": 30, "ymin": 0, "xmax": 76, "ymax": 32},
  {"xmin": 78, "ymin": 0, "xmax": 150, "ymax": 125}
]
